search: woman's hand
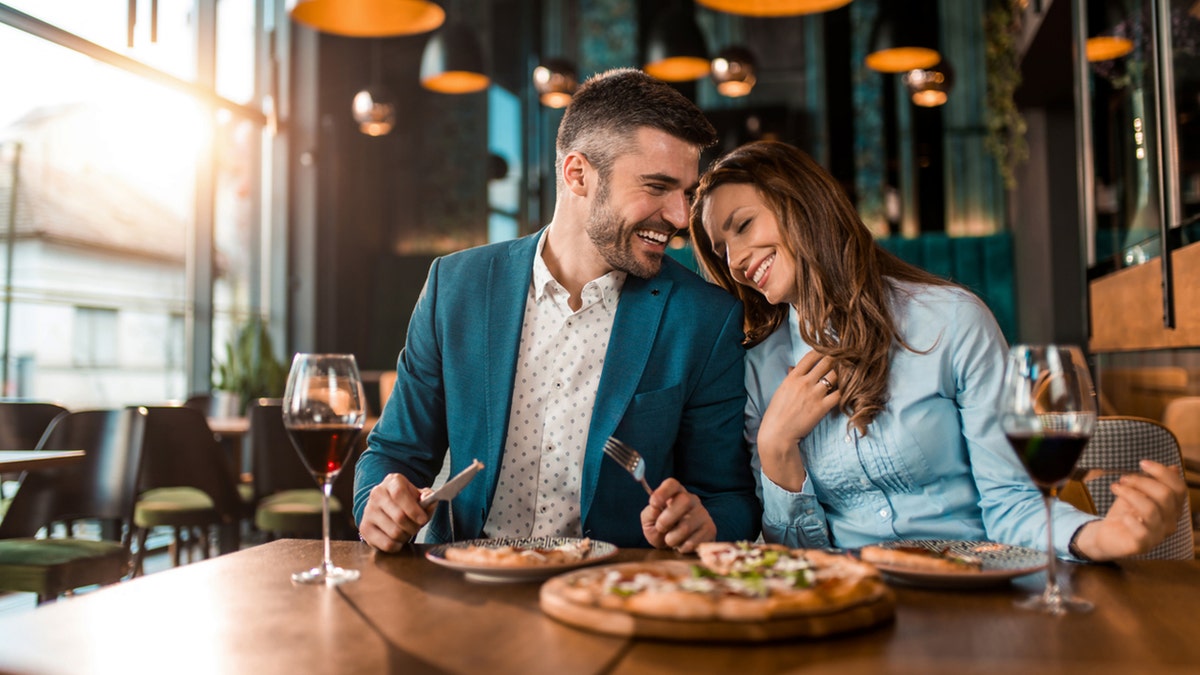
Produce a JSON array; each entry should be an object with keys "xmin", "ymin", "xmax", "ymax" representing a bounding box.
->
[
  {"xmin": 1071, "ymin": 460, "xmax": 1187, "ymax": 561},
  {"xmin": 756, "ymin": 350, "xmax": 841, "ymax": 492}
]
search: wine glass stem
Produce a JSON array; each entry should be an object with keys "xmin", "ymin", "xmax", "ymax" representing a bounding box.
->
[
  {"xmin": 1042, "ymin": 494, "xmax": 1061, "ymax": 605},
  {"xmin": 322, "ymin": 477, "xmax": 334, "ymax": 573}
]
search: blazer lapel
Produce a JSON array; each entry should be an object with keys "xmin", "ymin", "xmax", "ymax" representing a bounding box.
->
[{"xmin": 580, "ymin": 273, "xmax": 673, "ymax": 520}]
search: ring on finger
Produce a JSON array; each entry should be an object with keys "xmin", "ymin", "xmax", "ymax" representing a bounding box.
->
[{"xmin": 819, "ymin": 376, "xmax": 836, "ymax": 394}]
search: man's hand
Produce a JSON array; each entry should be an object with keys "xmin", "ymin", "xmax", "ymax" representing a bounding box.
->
[
  {"xmin": 640, "ymin": 478, "xmax": 717, "ymax": 553},
  {"xmin": 358, "ymin": 473, "xmax": 434, "ymax": 553}
]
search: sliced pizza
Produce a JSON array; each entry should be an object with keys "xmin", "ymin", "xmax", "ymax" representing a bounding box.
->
[
  {"xmin": 859, "ymin": 544, "xmax": 984, "ymax": 573},
  {"xmin": 549, "ymin": 542, "xmax": 887, "ymax": 623}
]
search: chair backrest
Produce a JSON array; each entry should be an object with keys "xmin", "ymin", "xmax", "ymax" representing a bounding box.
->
[
  {"xmin": 0, "ymin": 400, "xmax": 69, "ymax": 450},
  {"xmin": 137, "ymin": 406, "xmax": 245, "ymax": 523},
  {"xmin": 0, "ymin": 407, "xmax": 148, "ymax": 540},
  {"xmin": 379, "ymin": 370, "xmax": 398, "ymax": 413},
  {"xmin": 1076, "ymin": 416, "xmax": 1195, "ymax": 560},
  {"xmin": 1162, "ymin": 396, "xmax": 1200, "ymax": 448},
  {"xmin": 248, "ymin": 398, "xmax": 314, "ymax": 499},
  {"xmin": 182, "ymin": 394, "xmax": 212, "ymax": 416},
  {"xmin": 247, "ymin": 397, "xmax": 362, "ymax": 533}
]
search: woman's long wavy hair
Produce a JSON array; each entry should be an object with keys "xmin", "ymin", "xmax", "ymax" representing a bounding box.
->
[{"xmin": 689, "ymin": 140, "xmax": 952, "ymax": 435}]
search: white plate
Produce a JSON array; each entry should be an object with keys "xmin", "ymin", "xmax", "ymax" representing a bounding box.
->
[
  {"xmin": 425, "ymin": 537, "xmax": 619, "ymax": 583},
  {"xmin": 865, "ymin": 539, "xmax": 1046, "ymax": 589}
]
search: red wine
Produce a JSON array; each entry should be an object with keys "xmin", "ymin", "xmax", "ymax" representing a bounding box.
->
[
  {"xmin": 286, "ymin": 424, "xmax": 362, "ymax": 482},
  {"xmin": 1006, "ymin": 432, "xmax": 1090, "ymax": 494}
]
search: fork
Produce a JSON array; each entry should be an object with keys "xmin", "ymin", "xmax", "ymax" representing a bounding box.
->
[{"xmin": 603, "ymin": 437, "xmax": 654, "ymax": 496}]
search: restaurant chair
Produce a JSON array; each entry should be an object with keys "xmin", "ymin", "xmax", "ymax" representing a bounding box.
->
[
  {"xmin": 130, "ymin": 406, "xmax": 245, "ymax": 576},
  {"xmin": 246, "ymin": 399, "xmax": 356, "ymax": 540},
  {"xmin": 1076, "ymin": 416, "xmax": 1195, "ymax": 561},
  {"xmin": 1161, "ymin": 396, "xmax": 1200, "ymax": 553},
  {"xmin": 0, "ymin": 407, "xmax": 148, "ymax": 603},
  {"xmin": 0, "ymin": 400, "xmax": 70, "ymax": 501},
  {"xmin": 379, "ymin": 370, "xmax": 397, "ymax": 412}
]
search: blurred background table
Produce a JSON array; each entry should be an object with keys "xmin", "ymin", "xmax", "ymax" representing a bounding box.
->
[{"xmin": 0, "ymin": 449, "xmax": 85, "ymax": 472}]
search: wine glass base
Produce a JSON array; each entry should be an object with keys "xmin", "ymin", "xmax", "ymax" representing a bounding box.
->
[
  {"xmin": 1014, "ymin": 592, "xmax": 1093, "ymax": 616},
  {"xmin": 292, "ymin": 565, "xmax": 361, "ymax": 586}
]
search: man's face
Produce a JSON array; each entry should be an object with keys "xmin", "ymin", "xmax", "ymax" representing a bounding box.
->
[{"xmin": 585, "ymin": 128, "xmax": 701, "ymax": 279}]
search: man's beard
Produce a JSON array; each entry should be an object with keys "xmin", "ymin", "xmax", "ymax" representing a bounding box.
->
[{"xmin": 585, "ymin": 181, "xmax": 667, "ymax": 280}]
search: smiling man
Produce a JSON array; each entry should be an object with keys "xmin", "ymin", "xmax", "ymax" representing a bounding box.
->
[{"xmin": 355, "ymin": 68, "xmax": 760, "ymax": 552}]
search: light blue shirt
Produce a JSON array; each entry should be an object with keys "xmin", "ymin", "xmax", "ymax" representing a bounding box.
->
[{"xmin": 746, "ymin": 280, "xmax": 1097, "ymax": 557}]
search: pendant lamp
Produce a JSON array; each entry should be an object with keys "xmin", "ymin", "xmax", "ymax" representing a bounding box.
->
[
  {"xmin": 420, "ymin": 20, "xmax": 490, "ymax": 94},
  {"xmin": 864, "ymin": 1, "xmax": 940, "ymax": 73},
  {"xmin": 695, "ymin": 0, "xmax": 854, "ymax": 17},
  {"xmin": 353, "ymin": 41, "xmax": 396, "ymax": 136},
  {"xmin": 644, "ymin": 2, "xmax": 710, "ymax": 82},
  {"xmin": 353, "ymin": 87, "xmax": 397, "ymax": 135},
  {"xmin": 711, "ymin": 46, "xmax": 757, "ymax": 97},
  {"xmin": 1085, "ymin": 0, "xmax": 1134, "ymax": 62},
  {"xmin": 903, "ymin": 59, "xmax": 954, "ymax": 107},
  {"xmin": 288, "ymin": 0, "xmax": 444, "ymax": 37},
  {"xmin": 533, "ymin": 59, "xmax": 578, "ymax": 108}
]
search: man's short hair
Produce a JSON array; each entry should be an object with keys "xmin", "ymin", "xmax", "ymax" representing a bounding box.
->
[{"xmin": 554, "ymin": 68, "xmax": 717, "ymax": 182}]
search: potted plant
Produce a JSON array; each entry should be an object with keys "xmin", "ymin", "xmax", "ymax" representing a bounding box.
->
[{"xmin": 212, "ymin": 318, "xmax": 288, "ymax": 416}]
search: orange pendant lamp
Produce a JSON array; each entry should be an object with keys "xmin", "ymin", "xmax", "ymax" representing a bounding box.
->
[
  {"xmin": 695, "ymin": 0, "xmax": 854, "ymax": 17},
  {"xmin": 288, "ymin": 0, "xmax": 445, "ymax": 38},
  {"xmin": 864, "ymin": 1, "xmax": 940, "ymax": 74},
  {"xmin": 644, "ymin": 2, "xmax": 710, "ymax": 82}
]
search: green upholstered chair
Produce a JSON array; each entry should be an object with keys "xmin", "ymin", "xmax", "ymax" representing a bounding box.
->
[
  {"xmin": 0, "ymin": 407, "xmax": 148, "ymax": 603},
  {"xmin": 130, "ymin": 406, "xmax": 245, "ymax": 576},
  {"xmin": 0, "ymin": 400, "xmax": 70, "ymax": 501},
  {"xmin": 246, "ymin": 399, "xmax": 357, "ymax": 539}
]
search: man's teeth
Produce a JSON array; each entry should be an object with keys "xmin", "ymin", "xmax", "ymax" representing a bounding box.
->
[
  {"xmin": 752, "ymin": 254, "xmax": 774, "ymax": 286},
  {"xmin": 637, "ymin": 229, "xmax": 669, "ymax": 245}
]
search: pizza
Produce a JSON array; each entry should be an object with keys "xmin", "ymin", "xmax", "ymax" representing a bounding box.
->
[
  {"xmin": 542, "ymin": 541, "xmax": 888, "ymax": 623},
  {"xmin": 860, "ymin": 544, "xmax": 984, "ymax": 573},
  {"xmin": 442, "ymin": 538, "xmax": 593, "ymax": 567}
]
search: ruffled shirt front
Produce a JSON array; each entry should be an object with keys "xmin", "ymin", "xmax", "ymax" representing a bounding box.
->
[{"xmin": 745, "ymin": 280, "xmax": 1097, "ymax": 557}]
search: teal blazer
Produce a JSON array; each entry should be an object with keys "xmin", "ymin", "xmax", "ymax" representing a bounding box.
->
[{"xmin": 354, "ymin": 231, "xmax": 760, "ymax": 547}]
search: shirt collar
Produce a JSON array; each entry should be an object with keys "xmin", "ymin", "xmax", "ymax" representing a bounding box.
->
[{"xmin": 532, "ymin": 229, "xmax": 626, "ymax": 311}]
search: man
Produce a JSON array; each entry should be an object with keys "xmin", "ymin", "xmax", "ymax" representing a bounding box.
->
[{"xmin": 355, "ymin": 68, "xmax": 759, "ymax": 552}]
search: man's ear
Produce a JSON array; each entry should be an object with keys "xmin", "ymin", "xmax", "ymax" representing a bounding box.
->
[{"xmin": 562, "ymin": 152, "xmax": 591, "ymax": 197}]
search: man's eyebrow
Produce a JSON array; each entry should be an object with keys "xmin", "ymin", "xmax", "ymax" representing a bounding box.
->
[{"xmin": 639, "ymin": 172, "xmax": 682, "ymax": 185}]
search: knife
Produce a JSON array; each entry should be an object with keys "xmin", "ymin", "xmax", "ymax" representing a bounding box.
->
[{"xmin": 419, "ymin": 459, "xmax": 484, "ymax": 508}]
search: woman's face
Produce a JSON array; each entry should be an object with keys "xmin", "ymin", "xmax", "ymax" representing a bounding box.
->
[{"xmin": 700, "ymin": 183, "xmax": 798, "ymax": 306}]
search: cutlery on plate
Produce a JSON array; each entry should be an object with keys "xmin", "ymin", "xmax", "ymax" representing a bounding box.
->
[{"xmin": 602, "ymin": 437, "xmax": 653, "ymax": 496}]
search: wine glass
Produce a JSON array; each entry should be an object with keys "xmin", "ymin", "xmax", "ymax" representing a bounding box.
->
[
  {"xmin": 282, "ymin": 353, "xmax": 366, "ymax": 585},
  {"xmin": 999, "ymin": 344, "xmax": 1097, "ymax": 615}
]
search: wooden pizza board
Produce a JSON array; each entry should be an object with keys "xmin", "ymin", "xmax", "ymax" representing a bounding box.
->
[{"xmin": 539, "ymin": 561, "xmax": 895, "ymax": 642}]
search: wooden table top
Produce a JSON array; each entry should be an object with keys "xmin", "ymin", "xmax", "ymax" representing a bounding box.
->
[
  {"xmin": 0, "ymin": 539, "xmax": 1198, "ymax": 674},
  {"xmin": 0, "ymin": 449, "xmax": 85, "ymax": 472}
]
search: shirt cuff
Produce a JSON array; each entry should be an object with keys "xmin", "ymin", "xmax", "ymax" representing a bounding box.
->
[{"xmin": 760, "ymin": 471, "xmax": 830, "ymax": 548}]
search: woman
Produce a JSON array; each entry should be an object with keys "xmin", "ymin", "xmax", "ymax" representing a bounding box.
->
[{"xmin": 689, "ymin": 140, "xmax": 1184, "ymax": 561}]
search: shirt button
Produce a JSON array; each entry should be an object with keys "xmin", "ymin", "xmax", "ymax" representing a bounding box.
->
[
  {"xmin": 860, "ymin": 478, "xmax": 870, "ymax": 488},
  {"xmin": 879, "ymin": 508, "xmax": 890, "ymax": 518},
  {"xmin": 845, "ymin": 436, "xmax": 852, "ymax": 444}
]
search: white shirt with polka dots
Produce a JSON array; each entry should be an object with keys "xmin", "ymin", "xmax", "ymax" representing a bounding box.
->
[{"xmin": 483, "ymin": 232, "xmax": 625, "ymax": 539}]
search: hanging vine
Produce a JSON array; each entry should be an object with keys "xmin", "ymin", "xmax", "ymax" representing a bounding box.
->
[{"xmin": 984, "ymin": 0, "xmax": 1027, "ymax": 190}]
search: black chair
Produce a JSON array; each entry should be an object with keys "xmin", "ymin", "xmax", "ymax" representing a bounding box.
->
[
  {"xmin": 0, "ymin": 407, "xmax": 148, "ymax": 603},
  {"xmin": 247, "ymin": 398, "xmax": 357, "ymax": 539},
  {"xmin": 0, "ymin": 401, "xmax": 70, "ymax": 500},
  {"xmin": 130, "ymin": 406, "xmax": 245, "ymax": 575}
]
